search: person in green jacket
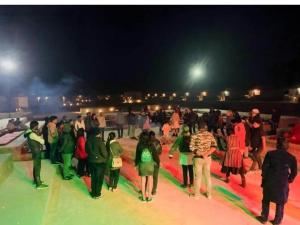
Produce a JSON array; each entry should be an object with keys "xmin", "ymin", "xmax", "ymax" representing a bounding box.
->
[
  {"xmin": 86, "ymin": 127, "xmax": 109, "ymax": 199},
  {"xmin": 24, "ymin": 121, "xmax": 48, "ymax": 189},
  {"xmin": 60, "ymin": 122, "xmax": 75, "ymax": 180},
  {"xmin": 169, "ymin": 124, "xmax": 194, "ymax": 188},
  {"xmin": 106, "ymin": 132, "xmax": 123, "ymax": 191}
]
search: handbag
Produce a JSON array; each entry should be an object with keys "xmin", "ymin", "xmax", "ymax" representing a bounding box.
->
[{"xmin": 110, "ymin": 146, "xmax": 122, "ymax": 169}]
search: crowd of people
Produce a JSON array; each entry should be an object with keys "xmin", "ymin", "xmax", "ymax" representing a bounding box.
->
[{"xmin": 23, "ymin": 107, "xmax": 297, "ymax": 225}]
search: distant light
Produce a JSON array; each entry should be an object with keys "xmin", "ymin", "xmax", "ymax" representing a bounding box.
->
[
  {"xmin": 172, "ymin": 93, "xmax": 176, "ymax": 97},
  {"xmin": 76, "ymin": 103, "xmax": 79, "ymax": 106},
  {"xmin": 154, "ymin": 93, "xmax": 158, "ymax": 97},
  {"xmin": 45, "ymin": 96, "xmax": 48, "ymax": 101},
  {"xmin": 37, "ymin": 96, "xmax": 41, "ymax": 102},
  {"xmin": 185, "ymin": 92, "xmax": 189, "ymax": 97},
  {"xmin": 63, "ymin": 103, "xmax": 66, "ymax": 106},
  {"xmin": 190, "ymin": 64, "xmax": 204, "ymax": 80},
  {"xmin": 155, "ymin": 105, "xmax": 160, "ymax": 111},
  {"xmin": 70, "ymin": 103, "xmax": 73, "ymax": 106},
  {"xmin": 162, "ymin": 93, "xmax": 166, "ymax": 97},
  {"xmin": 0, "ymin": 58, "xmax": 17, "ymax": 73},
  {"xmin": 297, "ymin": 87, "xmax": 300, "ymax": 94},
  {"xmin": 201, "ymin": 91, "xmax": 207, "ymax": 97},
  {"xmin": 168, "ymin": 105, "xmax": 172, "ymax": 110},
  {"xmin": 224, "ymin": 90, "xmax": 230, "ymax": 97},
  {"xmin": 98, "ymin": 109, "xmax": 103, "ymax": 113},
  {"xmin": 147, "ymin": 93, "xmax": 151, "ymax": 97},
  {"xmin": 136, "ymin": 99, "xmax": 142, "ymax": 103},
  {"xmin": 109, "ymin": 107, "xmax": 115, "ymax": 112}
]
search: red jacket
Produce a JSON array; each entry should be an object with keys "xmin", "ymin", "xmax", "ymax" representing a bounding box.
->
[{"xmin": 75, "ymin": 136, "xmax": 88, "ymax": 159}]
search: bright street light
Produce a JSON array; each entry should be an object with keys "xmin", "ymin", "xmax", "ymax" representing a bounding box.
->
[
  {"xmin": 190, "ymin": 63, "xmax": 204, "ymax": 80},
  {"xmin": 0, "ymin": 58, "xmax": 17, "ymax": 73}
]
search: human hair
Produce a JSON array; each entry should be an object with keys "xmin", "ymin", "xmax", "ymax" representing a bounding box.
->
[
  {"xmin": 198, "ymin": 121, "xmax": 207, "ymax": 130},
  {"xmin": 149, "ymin": 131, "xmax": 155, "ymax": 138},
  {"xmin": 226, "ymin": 125, "xmax": 235, "ymax": 136},
  {"xmin": 138, "ymin": 131, "xmax": 150, "ymax": 148},
  {"xmin": 30, "ymin": 120, "xmax": 39, "ymax": 130},
  {"xmin": 49, "ymin": 115, "xmax": 58, "ymax": 122},
  {"xmin": 77, "ymin": 128, "xmax": 84, "ymax": 137},
  {"xmin": 77, "ymin": 115, "xmax": 82, "ymax": 119},
  {"xmin": 276, "ymin": 132, "xmax": 289, "ymax": 150}
]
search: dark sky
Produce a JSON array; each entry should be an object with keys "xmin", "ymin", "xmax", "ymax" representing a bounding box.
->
[{"xmin": 0, "ymin": 5, "xmax": 300, "ymax": 95}]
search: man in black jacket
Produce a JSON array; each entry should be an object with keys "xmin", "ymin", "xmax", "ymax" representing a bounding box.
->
[
  {"xmin": 24, "ymin": 121, "xmax": 48, "ymax": 189},
  {"xmin": 257, "ymin": 132, "xmax": 297, "ymax": 225},
  {"xmin": 86, "ymin": 128, "xmax": 109, "ymax": 199}
]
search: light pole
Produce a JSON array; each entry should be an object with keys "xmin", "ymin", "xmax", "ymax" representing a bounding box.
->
[{"xmin": 0, "ymin": 58, "xmax": 18, "ymax": 118}]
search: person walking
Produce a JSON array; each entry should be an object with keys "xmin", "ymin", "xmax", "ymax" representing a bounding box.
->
[
  {"xmin": 75, "ymin": 128, "xmax": 89, "ymax": 177},
  {"xmin": 60, "ymin": 122, "xmax": 76, "ymax": 180},
  {"xmin": 97, "ymin": 112, "xmax": 106, "ymax": 141},
  {"xmin": 190, "ymin": 121, "xmax": 217, "ymax": 199},
  {"xmin": 221, "ymin": 125, "xmax": 246, "ymax": 187},
  {"xmin": 169, "ymin": 125, "xmax": 194, "ymax": 188},
  {"xmin": 86, "ymin": 128, "xmax": 109, "ymax": 199},
  {"xmin": 135, "ymin": 131, "xmax": 156, "ymax": 202},
  {"xmin": 24, "ymin": 121, "xmax": 48, "ymax": 189},
  {"xmin": 149, "ymin": 131, "xmax": 162, "ymax": 195},
  {"xmin": 106, "ymin": 132, "xmax": 123, "ymax": 191},
  {"xmin": 171, "ymin": 108, "xmax": 180, "ymax": 137},
  {"xmin": 48, "ymin": 116, "xmax": 59, "ymax": 164},
  {"xmin": 257, "ymin": 132, "xmax": 297, "ymax": 225}
]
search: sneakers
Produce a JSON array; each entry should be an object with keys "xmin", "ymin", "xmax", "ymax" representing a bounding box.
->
[
  {"xmin": 36, "ymin": 184, "xmax": 49, "ymax": 189},
  {"xmin": 139, "ymin": 196, "xmax": 146, "ymax": 202},
  {"xmin": 146, "ymin": 197, "xmax": 153, "ymax": 202}
]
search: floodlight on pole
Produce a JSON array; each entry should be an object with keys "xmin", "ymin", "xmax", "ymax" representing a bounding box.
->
[{"xmin": 189, "ymin": 63, "xmax": 205, "ymax": 80}]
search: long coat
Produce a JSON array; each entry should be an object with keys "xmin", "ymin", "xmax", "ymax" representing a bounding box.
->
[{"xmin": 262, "ymin": 149, "xmax": 297, "ymax": 204}]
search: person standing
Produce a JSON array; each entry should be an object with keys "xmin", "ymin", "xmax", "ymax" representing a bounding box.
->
[
  {"xmin": 135, "ymin": 131, "xmax": 156, "ymax": 202},
  {"xmin": 171, "ymin": 109, "xmax": 180, "ymax": 137},
  {"xmin": 257, "ymin": 133, "xmax": 297, "ymax": 225},
  {"xmin": 75, "ymin": 128, "xmax": 89, "ymax": 177},
  {"xmin": 169, "ymin": 125, "xmax": 194, "ymax": 188},
  {"xmin": 221, "ymin": 125, "xmax": 246, "ymax": 187},
  {"xmin": 74, "ymin": 115, "xmax": 85, "ymax": 137},
  {"xmin": 190, "ymin": 121, "xmax": 217, "ymax": 199},
  {"xmin": 60, "ymin": 122, "xmax": 76, "ymax": 180},
  {"xmin": 128, "ymin": 109, "xmax": 137, "ymax": 139},
  {"xmin": 149, "ymin": 131, "xmax": 162, "ymax": 195},
  {"xmin": 115, "ymin": 110, "xmax": 126, "ymax": 138},
  {"xmin": 97, "ymin": 112, "xmax": 106, "ymax": 141},
  {"xmin": 24, "ymin": 121, "xmax": 48, "ymax": 189},
  {"xmin": 48, "ymin": 116, "xmax": 59, "ymax": 164},
  {"xmin": 143, "ymin": 112, "xmax": 152, "ymax": 131},
  {"xmin": 106, "ymin": 132, "xmax": 123, "ymax": 191},
  {"xmin": 86, "ymin": 128, "xmax": 109, "ymax": 199},
  {"xmin": 42, "ymin": 117, "xmax": 50, "ymax": 159},
  {"xmin": 84, "ymin": 112, "xmax": 92, "ymax": 137}
]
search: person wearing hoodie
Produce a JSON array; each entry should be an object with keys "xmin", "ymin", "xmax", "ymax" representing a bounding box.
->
[
  {"xmin": 106, "ymin": 132, "xmax": 123, "ymax": 191},
  {"xmin": 86, "ymin": 127, "xmax": 109, "ymax": 199},
  {"xmin": 60, "ymin": 122, "xmax": 76, "ymax": 180},
  {"xmin": 169, "ymin": 125, "xmax": 194, "ymax": 188},
  {"xmin": 24, "ymin": 121, "xmax": 48, "ymax": 189}
]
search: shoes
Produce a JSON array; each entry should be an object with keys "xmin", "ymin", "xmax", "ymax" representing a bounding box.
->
[
  {"xmin": 225, "ymin": 177, "xmax": 230, "ymax": 183},
  {"xmin": 270, "ymin": 220, "xmax": 281, "ymax": 225},
  {"xmin": 63, "ymin": 176, "xmax": 72, "ymax": 180},
  {"xmin": 92, "ymin": 195, "xmax": 101, "ymax": 199},
  {"xmin": 256, "ymin": 216, "xmax": 267, "ymax": 224},
  {"xmin": 36, "ymin": 184, "xmax": 49, "ymax": 189},
  {"xmin": 146, "ymin": 197, "xmax": 153, "ymax": 202},
  {"xmin": 139, "ymin": 196, "xmax": 146, "ymax": 202},
  {"xmin": 206, "ymin": 193, "xmax": 212, "ymax": 199}
]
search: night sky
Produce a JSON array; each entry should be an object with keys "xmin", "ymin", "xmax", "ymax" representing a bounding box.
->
[{"xmin": 0, "ymin": 5, "xmax": 300, "ymax": 95}]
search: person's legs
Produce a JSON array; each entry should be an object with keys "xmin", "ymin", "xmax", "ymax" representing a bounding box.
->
[
  {"xmin": 152, "ymin": 165, "xmax": 159, "ymax": 194},
  {"xmin": 188, "ymin": 165, "xmax": 194, "ymax": 186},
  {"xmin": 141, "ymin": 176, "xmax": 146, "ymax": 200},
  {"xmin": 261, "ymin": 198, "xmax": 270, "ymax": 222},
  {"xmin": 113, "ymin": 169, "xmax": 120, "ymax": 189},
  {"xmin": 50, "ymin": 142, "xmax": 58, "ymax": 164},
  {"xmin": 193, "ymin": 158, "xmax": 203, "ymax": 198},
  {"xmin": 128, "ymin": 125, "xmax": 132, "ymax": 137},
  {"xmin": 182, "ymin": 165, "xmax": 188, "ymax": 186},
  {"xmin": 85, "ymin": 159, "xmax": 90, "ymax": 176},
  {"xmin": 33, "ymin": 151, "xmax": 42, "ymax": 186},
  {"xmin": 89, "ymin": 163, "xmax": 96, "ymax": 197},
  {"xmin": 147, "ymin": 176, "xmax": 153, "ymax": 200},
  {"xmin": 240, "ymin": 169, "xmax": 246, "ymax": 187},
  {"xmin": 192, "ymin": 124, "xmax": 196, "ymax": 134},
  {"xmin": 203, "ymin": 157, "xmax": 212, "ymax": 198},
  {"xmin": 250, "ymin": 150, "xmax": 258, "ymax": 170},
  {"xmin": 226, "ymin": 170, "xmax": 230, "ymax": 183},
  {"xmin": 62, "ymin": 154, "xmax": 73, "ymax": 178},
  {"xmin": 91, "ymin": 163, "xmax": 101, "ymax": 197},
  {"xmin": 120, "ymin": 125, "xmax": 124, "ymax": 138},
  {"xmin": 273, "ymin": 203, "xmax": 284, "ymax": 224},
  {"xmin": 97, "ymin": 163, "xmax": 106, "ymax": 196},
  {"xmin": 109, "ymin": 169, "xmax": 116, "ymax": 188},
  {"xmin": 77, "ymin": 159, "xmax": 84, "ymax": 176},
  {"xmin": 117, "ymin": 125, "xmax": 121, "ymax": 138}
]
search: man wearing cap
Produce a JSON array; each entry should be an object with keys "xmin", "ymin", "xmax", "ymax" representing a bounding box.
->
[
  {"xmin": 257, "ymin": 133, "xmax": 297, "ymax": 225},
  {"xmin": 24, "ymin": 121, "xmax": 48, "ymax": 189},
  {"xmin": 190, "ymin": 121, "xmax": 217, "ymax": 199}
]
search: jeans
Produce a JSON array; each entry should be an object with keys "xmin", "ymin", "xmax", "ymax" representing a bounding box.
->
[
  {"xmin": 128, "ymin": 125, "xmax": 136, "ymax": 138},
  {"xmin": 32, "ymin": 151, "xmax": 42, "ymax": 186},
  {"xmin": 90, "ymin": 162, "xmax": 106, "ymax": 197},
  {"xmin": 182, "ymin": 165, "xmax": 194, "ymax": 186},
  {"xmin": 99, "ymin": 128, "xmax": 105, "ymax": 141},
  {"xmin": 77, "ymin": 158, "xmax": 89, "ymax": 176},
  {"xmin": 152, "ymin": 164, "xmax": 160, "ymax": 193},
  {"xmin": 250, "ymin": 148, "xmax": 263, "ymax": 170},
  {"xmin": 50, "ymin": 142, "xmax": 58, "ymax": 164},
  {"xmin": 62, "ymin": 154, "xmax": 73, "ymax": 178},
  {"xmin": 109, "ymin": 169, "xmax": 120, "ymax": 188},
  {"xmin": 193, "ymin": 157, "xmax": 212, "ymax": 197},
  {"xmin": 116, "ymin": 124, "xmax": 124, "ymax": 138},
  {"xmin": 261, "ymin": 199, "xmax": 284, "ymax": 224}
]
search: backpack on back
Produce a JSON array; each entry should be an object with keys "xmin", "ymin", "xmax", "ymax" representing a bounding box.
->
[{"xmin": 141, "ymin": 148, "xmax": 153, "ymax": 163}]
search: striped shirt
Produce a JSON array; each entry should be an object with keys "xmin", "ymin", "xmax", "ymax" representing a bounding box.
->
[{"xmin": 190, "ymin": 130, "xmax": 217, "ymax": 156}]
